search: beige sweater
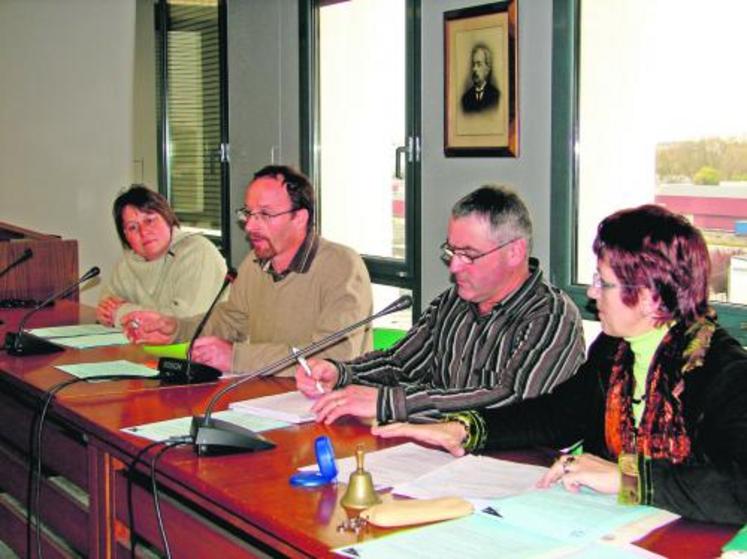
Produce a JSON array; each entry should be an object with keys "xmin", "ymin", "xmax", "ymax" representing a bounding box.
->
[
  {"xmin": 173, "ymin": 237, "xmax": 373, "ymax": 375},
  {"xmin": 99, "ymin": 229, "xmax": 228, "ymax": 327}
]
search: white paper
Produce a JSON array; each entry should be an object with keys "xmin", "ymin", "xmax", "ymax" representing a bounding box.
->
[
  {"xmin": 29, "ymin": 324, "xmax": 122, "ymax": 338},
  {"xmin": 56, "ymin": 360, "xmax": 158, "ymax": 379},
  {"xmin": 392, "ymin": 454, "xmax": 548, "ymax": 500},
  {"xmin": 300, "ymin": 442, "xmax": 457, "ymax": 489},
  {"xmin": 121, "ymin": 410, "xmax": 289, "ymax": 442},
  {"xmin": 229, "ymin": 390, "xmax": 315, "ymax": 424}
]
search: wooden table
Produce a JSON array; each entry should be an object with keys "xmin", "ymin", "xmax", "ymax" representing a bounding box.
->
[{"xmin": 0, "ymin": 302, "xmax": 738, "ymax": 558}]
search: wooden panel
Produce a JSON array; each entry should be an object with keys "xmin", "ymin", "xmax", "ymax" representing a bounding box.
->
[
  {"xmin": 0, "ymin": 493, "xmax": 83, "ymax": 559},
  {"xmin": 0, "ymin": 221, "xmax": 78, "ymax": 301},
  {"xmin": 0, "ymin": 444, "xmax": 89, "ymax": 554},
  {"xmin": 0, "ymin": 383, "xmax": 89, "ymax": 489},
  {"xmin": 114, "ymin": 471, "xmax": 277, "ymax": 558}
]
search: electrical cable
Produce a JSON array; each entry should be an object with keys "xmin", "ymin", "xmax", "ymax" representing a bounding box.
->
[
  {"xmin": 149, "ymin": 442, "xmax": 188, "ymax": 559},
  {"xmin": 127, "ymin": 440, "xmax": 167, "ymax": 559},
  {"xmin": 29, "ymin": 373, "xmax": 163, "ymax": 559}
]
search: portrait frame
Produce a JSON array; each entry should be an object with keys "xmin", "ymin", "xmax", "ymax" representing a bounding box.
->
[{"xmin": 444, "ymin": 0, "xmax": 518, "ymax": 157}]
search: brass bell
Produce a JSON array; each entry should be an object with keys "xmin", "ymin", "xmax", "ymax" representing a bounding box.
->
[{"xmin": 340, "ymin": 445, "xmax": 381, "ymax": 510}]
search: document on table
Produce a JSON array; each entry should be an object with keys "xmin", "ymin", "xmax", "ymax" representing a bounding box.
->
[
  {"xmin": 52, "ymin": 333, "xmax": 130, "ymax": 348},
  {"xmin": 56, "ymin": 360, "xmax": 158, "ymax": 379},
  {"xmin": 335, "ymin": 486, "xmax": 675, "ymax": 558},
  {"xmin": 299, "ymin": 442, "xmax": 457, "ymax": 490},
  {"xmin": 392, "ymin": 454, "xmax": 548, "ymax": 501},
  {"xmin": 29, "ymin": 324, "xmax": 121, "ymax": 338},
  {"xmin": 121, "ymin": 410, "xmax": 290, "ymax": 442},
  {"xmin": 229, "ymin": 390, "xmax": 315, "ymax": 423}
]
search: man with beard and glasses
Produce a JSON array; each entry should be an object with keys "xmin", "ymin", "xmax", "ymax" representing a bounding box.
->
[
  {"xmin": 297, "ymin": 185, "xmax": 585, "ymax": 424},
  {"xmin": 122, "ymin": 165, "xmax": 373, "ymax": 375}
]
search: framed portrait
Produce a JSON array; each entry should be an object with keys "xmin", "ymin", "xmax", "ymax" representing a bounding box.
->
[{"xmin": 444, "ymin": 1, "xmax": 518, "ymax": 157}]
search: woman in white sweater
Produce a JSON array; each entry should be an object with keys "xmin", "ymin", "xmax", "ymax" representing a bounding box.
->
[{"xmin": 96, "ymin": 185, "xmax": 227, "ymax": 327}]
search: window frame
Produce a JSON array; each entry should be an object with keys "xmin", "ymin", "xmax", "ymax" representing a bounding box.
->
[
  {"xmin": 550, "ymin": 0, "xmax": 747, "ymax": 344},
  {"xmin": 298, "ymin": 0, "xmax": 423, "ymax": 314},
  {"xmin": 154, "ymin": 0, "xmax": 231, "ymax": 258}
]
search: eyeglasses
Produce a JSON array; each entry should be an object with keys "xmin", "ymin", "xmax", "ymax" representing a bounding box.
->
[
  {"xmin": 123, "ymin": 214, "xmax": 163, "ymax": 236},
  {"xmin": 440, "ymin": 238, "xmax": 519, "ymax": 265},
  {"xmin": 590, "ymin": 272, "xmax": 644, "ymax": 291},
  {"xmin": 235, "ymin": 207, "xmax": 296, "ymax": 224}
]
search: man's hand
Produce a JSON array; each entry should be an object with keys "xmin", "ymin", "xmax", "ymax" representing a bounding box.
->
[
  {"xmin": 537, "ymin": 453, "xmax": 620, "ymax": 495},
  {"xmin": 96, "ymin": 296, "xmax": 125, "ymax": 327},
  {"xmin": 122, "ymin": 311, "xmax": 177, "ymax": 344},
  {"xmin": 295, "ymin": 358, "xmax": 339, "ymax": 397},
  {"xmin": 191, "ymin": 336, "xmax": 233, "ymax": 373},
  {"xmin": 310, "ymin": 385, "xmax": 378, "ymax": 424},
  {"xmin": 372, "ymin": 422, "xmax": 467, "ymax": 457}
]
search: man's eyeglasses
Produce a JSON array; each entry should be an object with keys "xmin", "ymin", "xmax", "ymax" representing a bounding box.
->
[
  {"xmin": 235, "ymin": 207, "xmax": 296, "ymax": 224},
  {"xmin": 590, "ymin": 272, "xmax": 644, "ymax": 291},
  {"xmin": 440, "ymin": 238, "xmax": 519, "ymax": 265}
]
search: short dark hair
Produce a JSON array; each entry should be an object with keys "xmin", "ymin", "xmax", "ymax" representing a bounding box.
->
[
  {"xmin": 593, "ymin": 204, "xmax": 710, "ymax": 325},
  {"xmin": 252, "ymin": 165, "xmax": 315, "ymax": 233},
  {"xmin": 113, "ymin": 185, "xmax": 179, "ymax": 249},
  {"xmin": 452, "ymin": 185, "xmax": 533, "ymax": 252}
]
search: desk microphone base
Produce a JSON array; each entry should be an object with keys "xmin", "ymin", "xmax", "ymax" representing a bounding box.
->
[
  {"xmin": 190, "ymin": 416, "xmax": 275, "ymax": 456},
  {"xmin": 4, "ymin": 332, "xmax": 65, "ymax": 356}
]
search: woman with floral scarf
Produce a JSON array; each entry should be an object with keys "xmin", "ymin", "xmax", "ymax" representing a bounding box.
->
[{"xmin": 374, "ymin": 205, "xmax": 747, "ymax": 524}]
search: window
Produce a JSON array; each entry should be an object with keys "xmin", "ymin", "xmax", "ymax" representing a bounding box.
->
[
  {"xmin": 155, "ymin": 0, "xmax": 229, "ymax": 253},
  {"xmin": 552, "ymin": 0, "xmax": 747, "ymax": 343},
  {"xmin": 301, "ymin": 0, "xmax": 421, "ymax": 328}
]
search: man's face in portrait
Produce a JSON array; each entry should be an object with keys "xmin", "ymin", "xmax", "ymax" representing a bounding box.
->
[{"xmin": 471, "ymin": 48, "xmax": 490, "ymax": 88}]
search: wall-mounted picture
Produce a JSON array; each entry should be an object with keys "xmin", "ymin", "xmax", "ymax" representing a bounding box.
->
[{"xmin": 444, "ymin": 0, "xmax": 518, "ymax": 157}]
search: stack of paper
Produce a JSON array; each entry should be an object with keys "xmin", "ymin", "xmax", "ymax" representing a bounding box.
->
[
  {"xmin": 334, "ymin": 485, "xmax": 678, "ymax": 558},
  {"xmin": 29, "ymin": 324, "xmax": 129, "ymax": 348},
  {"xmin": 229, "ymin": 390, "xmax": 316, "ymax": 424}
]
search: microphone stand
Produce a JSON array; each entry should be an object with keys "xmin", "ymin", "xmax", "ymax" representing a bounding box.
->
[
  {"xmin": 157, "ymin": 268, "xmax": 237, "ymax": 384},
  {"xmin": 0, "ymin": 247, "xmax": 33, "ymax": 281},
  {"xmin": 190, "ymin": 295, "xmax": 413, "ymax": 456},
  {"xmin": 4, "ymin": 267, "xmax": 100, "ymax": 356}
]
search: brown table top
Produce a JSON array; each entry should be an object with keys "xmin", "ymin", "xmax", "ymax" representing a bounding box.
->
[{"xmin": 0, "ymin": 301, "xmax": 738, "ymax": 558}]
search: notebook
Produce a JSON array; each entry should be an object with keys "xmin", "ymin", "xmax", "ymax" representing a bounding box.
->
[{"xmin": 229, "ymin": 390, "xmax": 316, "ymax": 424}]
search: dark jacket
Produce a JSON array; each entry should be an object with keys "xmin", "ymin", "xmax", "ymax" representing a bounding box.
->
[
  {"xmin": 461, "ymin": 82, "xmax": 500, "ymax": 113},
  {"xmin": 478, "ymin": 327, "xmax": 747, "ymax": 524}
]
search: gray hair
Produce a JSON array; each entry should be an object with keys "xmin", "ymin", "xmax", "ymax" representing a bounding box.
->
[{"xmin": 452, "ymin": 185, "xmax": 533, "ymax": 253}]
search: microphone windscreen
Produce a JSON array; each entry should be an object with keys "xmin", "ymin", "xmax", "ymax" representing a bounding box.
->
[
  {"xmin": 382, "ymin": 295, "xmax": 413, "ymax": 315},
  {"xmin": 83, "ymin": 266, "xmax": 101, "ymax": 281}
]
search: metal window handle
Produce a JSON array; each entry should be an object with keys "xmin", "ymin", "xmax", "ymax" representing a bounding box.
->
[{"xmin": 395, "ymin": 146, "xmax": 407, "ymax": 180}]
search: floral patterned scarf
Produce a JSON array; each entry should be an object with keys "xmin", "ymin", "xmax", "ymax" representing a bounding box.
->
[{"xmin": 604, "ymin": 311, "xmax": 716, "ymax": 462}]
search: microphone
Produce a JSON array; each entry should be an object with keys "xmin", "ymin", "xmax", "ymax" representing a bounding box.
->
[
  {"xmin": 157, "ymin": 267, "xmax": 238, "ymax": 384},
  {"xmin": 190, "ymin": 294, "xmax": 413, "ymax": 456},
  {"xmin": 4, "ymin": 266, "xmax": 100, "ymax": 356},
  {"xmin": 0, "ymin": 248, "xmax": 33, "ymax": 281}
]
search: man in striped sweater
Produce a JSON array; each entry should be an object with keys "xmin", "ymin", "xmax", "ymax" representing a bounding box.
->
[{"xmin": 297, "ymin": 185, "xmax": 585, "ymax": 424}]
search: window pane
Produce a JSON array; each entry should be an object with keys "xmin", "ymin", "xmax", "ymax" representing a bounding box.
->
[
  {"xmin": 318, "ymin": 0, "xmax": 406, "ymax": 260},
  {"xmin": 162, "ymin": 0, "xmax": 222, "ymax": 235},
  {"xmin": 373, "ymin": 284, "xmax": 413, "ymax": 331},
  {"xmin": 576, "ymin": 0, "xmax": 747, "ymax": 305}
]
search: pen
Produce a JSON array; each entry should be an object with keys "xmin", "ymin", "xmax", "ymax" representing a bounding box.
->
[{"xmin": 292, "ymin": 346, "xmax": 324, "ymax": 394}]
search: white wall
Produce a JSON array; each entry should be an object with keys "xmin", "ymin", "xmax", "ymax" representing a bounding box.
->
[
  {"xmin": 0, "ymin": 0, "xmax": 149, "ymax": 304},
  {"xmin": 419, "ymin": 0, "xmax": 554, "ymax": 303}
]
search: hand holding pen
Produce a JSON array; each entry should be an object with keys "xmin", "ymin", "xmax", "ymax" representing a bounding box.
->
[{"xmin": 293, "ymin": 351, "xmax": 341, "ymax": 397}]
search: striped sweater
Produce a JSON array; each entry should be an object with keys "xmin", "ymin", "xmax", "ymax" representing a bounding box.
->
[{"xmin": 335, "ymin": 259, "xmax": 586, "ymax": 422}]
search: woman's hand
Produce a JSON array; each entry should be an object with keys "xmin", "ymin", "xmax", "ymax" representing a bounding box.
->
[
  {"xmin": 372, "ymin": 422, "xmax": 467, "ymax": 457},
  {"xmin": 96, "ymin": 296, "xmax": 125, "ymax": 326},
  {"xmin": 538, "ymin": 453, "xmax": 620, "ymax": 494}
]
